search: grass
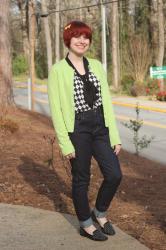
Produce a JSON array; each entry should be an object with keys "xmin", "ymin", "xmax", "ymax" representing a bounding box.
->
[
  {"xmin": 109, "ymin": 85, "xmax": 132, "ymax": 97},
  {"xmin": 13, "ymin": 74, "xmax": 48, "ymax": 85}
]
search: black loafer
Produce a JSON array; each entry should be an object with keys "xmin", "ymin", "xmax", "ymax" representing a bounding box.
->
[
  {"xmin": 80, "ymin": 227, "xmax": 108, "ymax": 241},
  {"xmin": 91, "ymin": 210, "xmax": 116, "ymax": 236}
]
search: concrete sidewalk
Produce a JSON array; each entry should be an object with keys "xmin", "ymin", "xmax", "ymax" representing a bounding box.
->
[{"xmin": 0, "ymin": 203, "xmax": 149, "ymax": 250}]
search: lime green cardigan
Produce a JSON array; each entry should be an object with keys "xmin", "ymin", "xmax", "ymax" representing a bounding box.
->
[{"xmin": 48, "ymin": 57, "xmax": 121, "ymax": 156}]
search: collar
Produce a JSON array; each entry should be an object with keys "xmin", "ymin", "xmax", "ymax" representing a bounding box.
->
[{"xmin": 65, "ymin": 53, "xmax": 89, "ymax": 76}]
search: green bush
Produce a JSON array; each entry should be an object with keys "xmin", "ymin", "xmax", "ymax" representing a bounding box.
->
[
  {"xmin": 35, "ymin": 53, "xmax": 48, "ymax": 79},
  {"xmin": 121, "ymin": 75, "xmax": 133, "ymax": 94},
  {"xmin": 12, "ymin": 54, "xmax": 28, "ymax": 76}
]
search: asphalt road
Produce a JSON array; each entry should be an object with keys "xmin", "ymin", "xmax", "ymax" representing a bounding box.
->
[
  {"xmin": 13, "ymin": 87, "xmax": 166, "ymax": 166},
  {"xmin": 114, "ymin": 106, "xmax": 166, "ymax": 165}
]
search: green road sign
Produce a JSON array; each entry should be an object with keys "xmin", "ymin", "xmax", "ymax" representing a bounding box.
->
[{"xmin": 150, "ymin": 66, "xmax": 166, "ymax": 79}]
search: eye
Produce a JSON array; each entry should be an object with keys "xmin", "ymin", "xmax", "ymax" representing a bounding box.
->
[
  {"xmin": 82, "ymin": 34, "xmax": 88, "ymax": 39},
  {"xmin": 73, "ymin": 32, "xmax": 80, "ymax": 38}
]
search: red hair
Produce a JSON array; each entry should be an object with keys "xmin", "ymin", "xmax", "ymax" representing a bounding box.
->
[{"xmin": 63, "ymin": 21, "xmax": 92, "ymax": 48}]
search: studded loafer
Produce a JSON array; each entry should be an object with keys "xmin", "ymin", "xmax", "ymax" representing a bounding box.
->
[
  {"xmin": 80, "ymin": 227, "xmax": 108, "ymax": 241},
  {"xmin": 91, "ymin": 210, "xmax": 116, "ymax": 236}
]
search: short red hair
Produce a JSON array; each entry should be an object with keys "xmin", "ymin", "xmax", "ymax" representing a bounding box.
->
[{"xmin": 63, "ymin": 21, "xmax": 92, "ymax": 48}]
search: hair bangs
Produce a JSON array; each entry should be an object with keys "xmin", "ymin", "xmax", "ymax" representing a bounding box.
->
[{"xmin": 72, "ymin": 26, "xmax": 92, "ymax": 40}]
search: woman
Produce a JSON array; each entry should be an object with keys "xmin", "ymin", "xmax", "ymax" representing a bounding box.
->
[{"xmin": 48, "ymin": 20, "xmax": 122, "ymax": 241}]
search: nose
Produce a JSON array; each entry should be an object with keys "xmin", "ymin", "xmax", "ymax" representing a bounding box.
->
[{"xmin": 78, "ymin": 36, "xmax": 86, "ymax": 43}]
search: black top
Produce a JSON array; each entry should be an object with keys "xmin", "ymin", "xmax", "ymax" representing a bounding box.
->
[{"xmin": 65, "ymin": 54, "xmax": 99, "ymax": 109}]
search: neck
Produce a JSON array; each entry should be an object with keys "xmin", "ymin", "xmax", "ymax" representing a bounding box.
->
[{"xmin": 68, "ymin": 50, "xmax": 84, "ymax": 63}]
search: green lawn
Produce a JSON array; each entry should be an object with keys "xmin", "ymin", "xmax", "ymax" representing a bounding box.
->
[{"xmin": 13, "ymin": 75, "xmax": 48, "ymax": 85}]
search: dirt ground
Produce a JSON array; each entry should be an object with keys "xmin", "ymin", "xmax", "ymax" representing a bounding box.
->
[{"xmin": 0, "ymin": 107, "xmax": 165, "ymax": 250}]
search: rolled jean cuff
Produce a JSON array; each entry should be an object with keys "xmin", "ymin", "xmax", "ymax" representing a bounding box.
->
[
  {"xmin": 79, "ymin": 216, "xmax": 93, "ymax": 228},
  {"xmin": 93, "ymin": 207, "xmax": 107, "ymax": 218}
]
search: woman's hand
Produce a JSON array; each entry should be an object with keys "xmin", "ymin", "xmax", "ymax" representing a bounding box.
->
[
  {"xmin": 114, "ymin": 144, "xmax": 122, "ymax": 155},
  {"xmin": 65, "ymin": 151, "xmax": 76, "ymax": 160}
]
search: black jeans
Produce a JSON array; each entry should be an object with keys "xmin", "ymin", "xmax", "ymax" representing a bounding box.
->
[{"xmin": 68, "ymin": 105, "xmax": 122, "ymax": 228}]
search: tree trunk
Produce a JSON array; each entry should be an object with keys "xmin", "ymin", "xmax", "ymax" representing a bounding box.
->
[
  {"xmin": 55, "ymin": 0, "xmax": 60, "ymax": 62},
  {"xmin": 61, "ymin": 0, "xmax": 68, "ymax": 58},
  {"xmin": 0, "ymin": 0, "xmax": 15, "ymax": 107},
  {"xmin": 150, "ymin": 0, "xmax": 159, "ymax": 65},
  {"xmin": 28, "ymin": 0, "xmax": 36, "ymax": 110},
  {"xmin": 157, "ymin": 0, "xmax": 165, "ymax": 91},
  {"xmin": 111, "ymin": 1, "xmax": 120, "ymax": 90},
  {"xmin": 79, "ymin": 0, "xmax": 83, "ymax": 19},
  {"xmin": 156, "ymin": 0, "xmax": 164, "ymax": 67},
  {"xmin": 41, "ymin": 0, "xmax": 52, "ymax": 71},
  {"xmin": 100, "ymin": 0, "xmax": 107, "ymax": 72},
  {"xmin": 150, "ymin": 0, "xmax": 165, "ymax": 91},
  {"xmin": 128, "ymin": 0, "xmax": 137, "ymax": 33},
  {"xmin": 17, "ymin": 0, "xmax": 30, "ymax": 62}
]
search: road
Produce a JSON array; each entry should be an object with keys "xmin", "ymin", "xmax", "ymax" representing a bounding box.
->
[
  {"xmin": 114, "ymin": 105, "xmax": 166, "ymax": 165},
  {"xmin": 13, "ymin": 86, "xmax": 166, "ymax": 166}
]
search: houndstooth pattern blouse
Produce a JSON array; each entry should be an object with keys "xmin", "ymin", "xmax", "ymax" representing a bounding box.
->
[{"xmin": 73, "ymin": 69, "xmax": 102, "ymax": 113}]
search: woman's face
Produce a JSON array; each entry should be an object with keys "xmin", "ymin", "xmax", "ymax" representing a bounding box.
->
[{"xmin": 69, "ymin": 34, "xmax": 90, "ymax": 56}]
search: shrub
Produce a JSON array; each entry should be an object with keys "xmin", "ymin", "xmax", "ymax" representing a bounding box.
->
[
  {"xmin": 130, "ymin": 82, "xmax": 146, "ymax": 96},
  {"xmin": 156, "ymin": 91, "xmax": 166, "ymax": 101},
  {"xmin": 145, "ymin": 79, "xmax": 160, "ymax": 96},
  {"xmin": 12, "ymin": 54, "xmax": 28, "ymax": 76},
  {"xmin": 121, "ymin": 102, "xmax": 154, "ymax": 155},
  {"xmin": 121, "ymin": 75, "xmax": 133, "ymax": 95},
  {"xmin": 123, "ymin": 34, "xmax": 151, "ymax": 85}
]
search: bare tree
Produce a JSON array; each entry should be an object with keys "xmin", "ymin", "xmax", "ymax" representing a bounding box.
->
[
  {"xmin": 150, "ymin": 0, "xmax": 159, "ymax": 64},
  {"xmin": 41, "ymin": 0, "xmax": 52, "ymax": 71},
  {"xmin": 124, "ymin": 34, "xmax": 152, "ymax": 84},
  {"xmin": 128, "ymin": 0, "xmax": 137, "ymax": 33},
  {"xmin": 17, "ymin": 0, "xmax": 29, "ymax": 62},
  {"xmin": 150, "ymin": 0, "xmax": 165, "ymax": 90},
  {"xmin": 55, "ymin": 0, "xmax": 60, "ymax": 62},
  {"xmin": 28, "ymin": 0, "xmax": 36, "ymax": 110},
  {"xmin": 110, "ymin": 1, "xmax": 120, "ymax": 90},
  {"xmin": 156, "ymin": 0, "xmax": 164, "ymax": 67},
  {"xmin": 157, "ymin": 0, "xmax": 165, "ymax": 91},
  {"xmin": 0, "ymin": 0, "xmax": 15, "ymax": 107},
  {"xmin": 79, "ymin": 0, "xmax": 83, "ymax": 20}
]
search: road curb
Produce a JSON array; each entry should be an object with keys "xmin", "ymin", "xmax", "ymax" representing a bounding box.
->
[
  {"xmin": 112, "ymin": 101, "xmax": 166, "ymax": 113},
  {"xmin": 14, "ymin": 85, "xmax": 47, "ymax": 93}
]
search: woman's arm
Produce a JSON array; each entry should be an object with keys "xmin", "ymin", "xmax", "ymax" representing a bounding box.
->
[
  {"xmin": 48, "ymin": 66, "xmax": 75, "ymax": 156},
  {"xmin": 97, "ymin": 60, "xmax": 122, "ymax": 148}
]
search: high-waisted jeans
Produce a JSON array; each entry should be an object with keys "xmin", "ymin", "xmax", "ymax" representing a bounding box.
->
[{"xmin": 68, "ymin": 105, "xmax": 122, "ymax": 228}]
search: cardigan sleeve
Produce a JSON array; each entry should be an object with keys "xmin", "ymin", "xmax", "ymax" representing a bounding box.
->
[
  {"xmin": 48, "ymin": 65, "xmax": 75, "ymax": 156},
  {"xmin": 96, "ymin": 60, "xmax": 122, "ymax": 146}
]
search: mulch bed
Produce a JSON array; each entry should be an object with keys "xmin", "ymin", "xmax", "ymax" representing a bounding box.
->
[{"xmin": 0, "ymin": 107, "xmax": 165, "ymax": 250}]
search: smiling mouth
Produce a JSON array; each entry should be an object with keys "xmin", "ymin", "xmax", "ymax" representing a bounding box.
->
[{"xmin": 76, "ymin": 45, "xmax": 87, "ymax": 48}]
